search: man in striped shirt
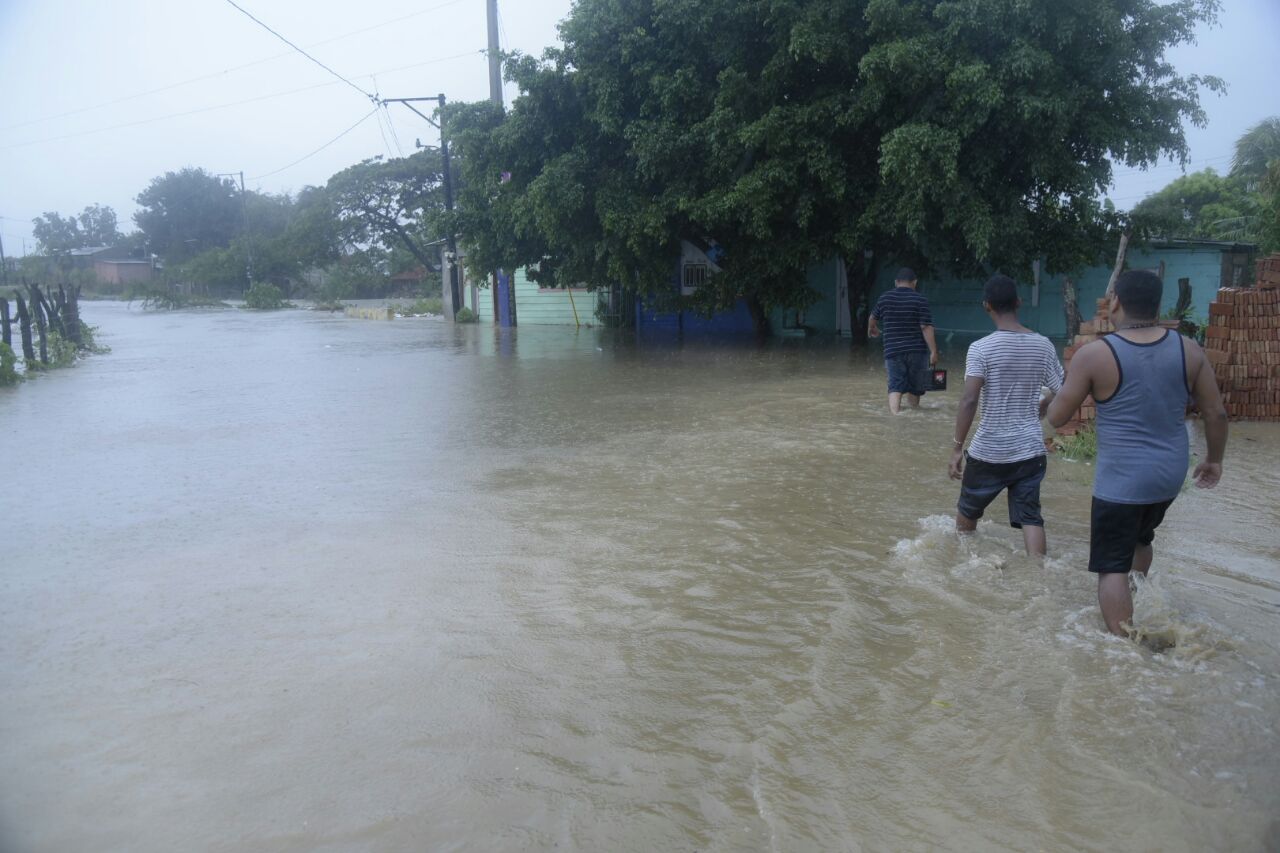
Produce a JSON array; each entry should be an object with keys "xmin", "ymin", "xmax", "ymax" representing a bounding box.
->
[
  {"xmin": 869, "ymin": 268, "xmax": 940, "ymax": 414},
  {"xmin": 949, "ymin": 275, "xmax": 1064, "ymax": 556}
]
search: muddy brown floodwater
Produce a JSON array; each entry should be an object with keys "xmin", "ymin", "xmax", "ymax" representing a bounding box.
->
[{"xmin": 1, "ymin": 302, "xmax": 1278, "ymax": 852}]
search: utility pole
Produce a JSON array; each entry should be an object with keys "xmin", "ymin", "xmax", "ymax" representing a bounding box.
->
[
  {"xmin": 217, "ymin": 171, "xmax": 254, "ymax": 288},
  {"xmin": 382, "ymin": 95, "xmax": 461, "ymax": 318},
  {"xmin": 487, "ymin": 0, "xmax": 503, "ymax": 108}
]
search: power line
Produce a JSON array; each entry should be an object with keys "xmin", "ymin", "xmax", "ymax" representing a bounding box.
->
[
  {"xmin": 222, "ymin": 0, "xmax": 377, "ymax": 102},
  {"xmin": 0, "ymin": 0, "xmax": 470, "ymax": 133},
  {"xmin": 249, "ymin": 108, "xmax": 381, "ymax": 180},
  {"xmin": 0, "ymin": 80, "xmax": 338, "ymax": 150},
  {"xmin": 0, "ymin": 51, "xmax": 483, "ymax": 151},
  {"xmin": 1110, "ymin": 153, "xmax": 1232, "ymax": 176}
]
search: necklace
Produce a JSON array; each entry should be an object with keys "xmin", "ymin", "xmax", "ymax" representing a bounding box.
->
[{"xmin": 1117, "ymin": 321, "xmax": 1159, "ymax": 330}]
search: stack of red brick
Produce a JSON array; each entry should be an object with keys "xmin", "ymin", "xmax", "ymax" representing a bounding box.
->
[
  {"xmin": 1055, "ymin": 298, "xmax": 1116, "ymax": 434},
  {"xmin": 1205, "ymin": 255, "xmax": 1280, "ymax": 420}
]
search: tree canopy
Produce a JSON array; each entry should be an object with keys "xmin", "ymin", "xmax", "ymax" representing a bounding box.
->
[
  {"xmin": 134, "ymin": 168, "xmax": 245, "ymax": 263},
  {"xmin": 1130, "ymin": 168, "xmax": 1256, "ymax": 242},
  {"xmin": 1129, "ymin": 115, "xmax": 1280, "ymax": 251},
  {"xmin": 32, "ymin": 204, "xmax": 122, "ymax": 254},
  {"xmin": 451, "ymin": 0, "xmax": 1221, "ymax": 334}
]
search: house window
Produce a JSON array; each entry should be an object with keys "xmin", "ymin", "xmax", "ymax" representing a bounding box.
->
[{"xmin": 682, "ymin": 263, "xmax": 708, "ymax": 295}]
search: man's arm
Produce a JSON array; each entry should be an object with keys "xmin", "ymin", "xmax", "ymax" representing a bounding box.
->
[
  {"xmin": 1187, "ymin": 340, "xmax": 1228, "ymax": 488},
  {"xmin": 922, "ymin": 325, "xmax": 939, "ymax": 367},
  {"xmin": 1046, "ymin": 344, "xmax": 1100, "ymax": 428},
  {"xmin": 949, "ymin": 375, "xmax": 983, "ymax": 479}
]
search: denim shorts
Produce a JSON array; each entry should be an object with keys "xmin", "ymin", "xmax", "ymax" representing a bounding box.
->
[
  {"xmin": 885, "ymin": 350, "xmax": 929, "ymax": 395},
  {"xmin": 957, "ymin": 453, "xmax": 1047, "ymax": 528}
]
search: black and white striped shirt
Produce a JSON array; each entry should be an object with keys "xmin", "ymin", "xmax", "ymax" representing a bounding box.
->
[{"xmin": 965, "ymin": 330, "xmax": 1064, "ymax": 463}]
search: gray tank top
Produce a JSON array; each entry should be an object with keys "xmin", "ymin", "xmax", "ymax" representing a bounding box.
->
[{"xmin": 1094, "ymin": 330, "xmax": 1190, "ymax": 504}]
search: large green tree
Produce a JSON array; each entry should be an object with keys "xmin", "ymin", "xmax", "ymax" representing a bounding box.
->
[
  {"xmin": 1129, "ymin": 168, "xmax": 1257, "ymax": 242},
  {"xmin": 452, "ymin": 0, "xmax": 1220, "ymax": 336},
  {"xmin": 134, "ymin": 168, "xmax": 244, "ymax": 263},
  {"xmin": 324, "ymin": 149, "xmax": 447, "ymax": 274},
  {"xmin": 31, "ymin": 203, "xmax": 122, "ymax": 254}
]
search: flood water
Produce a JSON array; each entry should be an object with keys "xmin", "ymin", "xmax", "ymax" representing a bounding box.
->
[{"xmin": 2, "ymin": 302, "xmax": 1278, "ymax": 852}]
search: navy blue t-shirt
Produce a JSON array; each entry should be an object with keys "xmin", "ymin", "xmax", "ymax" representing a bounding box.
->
[{"xmin": 872, "ymin": 286, "xmax": 933, "ymax": 357}]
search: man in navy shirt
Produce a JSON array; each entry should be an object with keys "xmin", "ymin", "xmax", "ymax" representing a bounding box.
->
[{"xmin": 869, "ymin": 268, "xmax": 939, "ymax": 414}]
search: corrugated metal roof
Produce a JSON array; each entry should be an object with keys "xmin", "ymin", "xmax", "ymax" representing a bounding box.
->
[
  {"xmin": 1150, "ymin": 238, "xmax": 1258, "ymax": 252},
  {"xmin": 67, "ymin": 245, "xmax": 115, "ymax": 256}
]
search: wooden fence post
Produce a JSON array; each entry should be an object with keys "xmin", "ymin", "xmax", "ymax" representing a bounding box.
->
[
  {"xmin": 31, "ymin": 290, "xmax": 48, "ymax": 364},
  {"xmin": 14, "ymin": 293, "xmax": 36, "ymax": 363}
]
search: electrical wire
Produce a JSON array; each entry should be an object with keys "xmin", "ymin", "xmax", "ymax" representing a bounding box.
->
[
  {"xmin": 249, "ymin": 107, "xmax": 380, "ymax": 180},
  {"xmin": 382, "ymin": 105, "xmax": 407, "ymax": 157},
  {"xmin": 0, "ymin": 0, "xmax": 470, "ymax": 133},
  {"xmin": 222, "ymin": 0, "xmax": 377, "ymax": 102},
  {"xmin": 0, "ymin": 50, "xmax": 482, "ymax": 151}
]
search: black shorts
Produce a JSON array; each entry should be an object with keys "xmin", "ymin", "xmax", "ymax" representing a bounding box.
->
[
  {"xmin": 1089, "ymin": 497, "xmax": 1175, "ymax": 574},
  {"xmin": 957, "ymin": 454, "xmax": 1047, "ymax": 529}
]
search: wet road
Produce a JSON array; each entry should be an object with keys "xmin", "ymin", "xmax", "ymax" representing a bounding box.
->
[{"xmin": 2, "ymin": 302, "xmax": 1277, "ymax": 852}]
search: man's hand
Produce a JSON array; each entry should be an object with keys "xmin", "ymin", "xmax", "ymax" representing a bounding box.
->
[
  {"xmin": 1192, "ymin": 461, "xmax": 1222, "ymax": 489},
  {"xmin": 929, "ymin": 350, "xmax": 939, "ymax": 367},
  {"xmin": 948, "ymin": 447, "xmax": 965, "ymax": 480}
]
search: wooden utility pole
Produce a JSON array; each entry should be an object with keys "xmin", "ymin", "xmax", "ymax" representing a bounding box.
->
[
  {"xmin": 382, "ymin": 96, "xmax": 462, "ymax": 317},
  {"xmin": 487, "ymin": 0, "xmax": 503, "ymax": 108},
  {"xmin": 1104, "ymin": 231, "xmax": 1130, "ymax": 298}
]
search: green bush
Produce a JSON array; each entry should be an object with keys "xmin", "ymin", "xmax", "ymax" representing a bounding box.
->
[
  {"xmin": 455, "ymin": 307, "xmax": 477, "ymax": 323},
  {"xmin": 242, "ymin": 282, "xmax": 292, "ymax": 311},
  {"xmin": 0, "ymin": 342, "xmax": 21, "ymax": 386},
  {"xmin": 78, "ymin": 320, "xmax": 111, "ymax": 354},
  {"xmin": 46, "ymin": 331, "xmax": 78, "ymax": 368}
]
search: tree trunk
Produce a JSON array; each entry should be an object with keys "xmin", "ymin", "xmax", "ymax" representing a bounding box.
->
[
  {"xmin": 65, "ymin": 285, "xmax": 83, "ymax": 346},
  {"xmin": 1063, "ymin": 276, "xmax": 1082, "ymax": 340},
  {"xmin": 847, "ymin": 252, "xmax": 880, "ymax": 345},
  {"xmin": 1104, "ymin": 232, "xmax": 1130, "ymax": 298},
  {"xmin": 746, "ymin": 295, "xmax": 771, "ymax": 338},
  {"xmin": 1174, "ymin": 277, "xmax": 1192, "ymax": 317},
  {"xmin": 31, "ymin": 292, "xmax": 48, "ymax": 364},
  {"xmin": 29, "ymin": 283, "xmax": 66, "ymax": 340},
  {"xmin": 14, "ymin": 293, "xmax": 36, "ymax": 363},
  {"xmin": 1, "ymin": 298, "xmax": 10, "ymax": 349}
]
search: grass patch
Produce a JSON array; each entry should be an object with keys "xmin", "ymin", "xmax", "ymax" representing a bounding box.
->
[
  {"xmin": 1052, "ymin": 424, "xmax": 1097, "ymax": 461},
  {"xmin": 395, "ymin": 297, "xmax": 443, "ymax": 316}
]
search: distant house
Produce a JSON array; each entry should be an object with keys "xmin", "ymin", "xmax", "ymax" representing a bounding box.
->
[
  {"xmin": 93, "ymin": 258, "xmax": 154, "ymax": 285},
  {"xmin": 67, "ymin": 246, "xmax": 131, "ymax": 270},
  {"xmin": 390, "ymin": 266, "xmax": 428, "ymax": 293}
]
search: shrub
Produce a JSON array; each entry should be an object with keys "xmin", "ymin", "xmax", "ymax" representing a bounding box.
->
[
  {"xmin": 0, "ymin": 342, "xmax": 21, "ymax": 386},
  {"xmin": 46, "ymin": 331, "xmax": 79, "ymax": 368},
  {"xmin": 242, "ymin": 282, "xmax": 292, "ymax": 311},
  {"xmin": 135, "ymin": 286, "xmax": 231, "ymax": 310},
  {"xmin": 78, "ymin": 320, "xmax": 111, "ymax": 354},
  {"xmin": 455, "ymin": 307, "xmax": 477, "ymax": 323}
]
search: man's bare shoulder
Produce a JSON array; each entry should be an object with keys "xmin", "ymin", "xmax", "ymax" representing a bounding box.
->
[{"xmin": 1071, "ymin": 338, "xmax": 1113, "ymax": 364}]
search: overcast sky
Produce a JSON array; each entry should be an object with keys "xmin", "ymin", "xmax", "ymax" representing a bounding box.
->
[{"xmin": 1, "ymin": 0, "xmax": 1277, "ymax": 257}]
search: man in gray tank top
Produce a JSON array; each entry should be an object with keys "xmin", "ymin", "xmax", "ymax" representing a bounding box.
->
[{"xmin": 1048, "ymin": 270, "xmax": 1228, "ymax": 637}]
